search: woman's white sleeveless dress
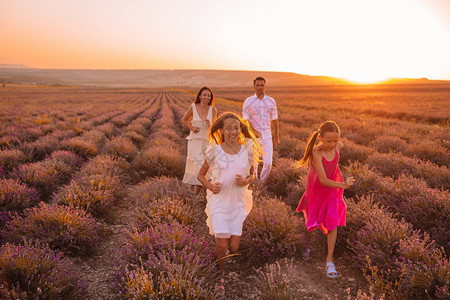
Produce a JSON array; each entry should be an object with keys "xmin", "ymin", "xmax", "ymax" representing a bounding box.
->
[
  {"xmin": 182, "ymin": 103, "xmax": 212, "ymax": 185},
  {"xmin": 204, "ymin": 139, "xmax": 254, "ymax": 236}
]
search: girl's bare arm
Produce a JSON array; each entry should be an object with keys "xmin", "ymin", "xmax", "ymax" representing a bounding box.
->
[
  {"xmin": 181, "ymin": 105, "xmax": 195, "ymax": 131},
  {"xmin": 197, "ymin": 160, "xmax": 221, "ymax": 193}
]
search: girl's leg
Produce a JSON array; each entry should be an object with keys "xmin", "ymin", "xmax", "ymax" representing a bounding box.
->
[
  {"xmin": 326, "ymin": 227, "xmax": 337, "ymax": 263},
  {"xmin": 325, "ymin": 228, "xmax": 338, "ymax": 277},
  {"xmin": 229, "ymin": 235, "xmax": 241, "ymax": 253},
  {"xmin": 215, "ymin": 238, "xmax": 230, "ymax": 271}
]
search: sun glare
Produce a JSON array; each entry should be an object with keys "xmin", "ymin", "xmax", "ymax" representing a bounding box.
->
[
  {"xmin": 1, "ymin": 0, "xmax": 449, "ymax": 81},
  {"xmin": 341, "ymin": 75, "xmax": 391, "ymax": 85},
  {"xmin": 251, "ymin": 0, "xmax": 450, "ymax": 84}
]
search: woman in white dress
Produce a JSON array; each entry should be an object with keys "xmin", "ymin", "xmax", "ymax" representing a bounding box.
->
[
  {"xmin": 181, "ymin": 87, "xmax": 217, "ymax": 192},
  {"xmin": 197, "ymin": 112, "xmax": 261, "ymax": 271}
]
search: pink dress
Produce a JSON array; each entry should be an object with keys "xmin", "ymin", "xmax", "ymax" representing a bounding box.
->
[{"xmin": 295, "ymin": 149, "xmax": 346, "ymax": 234}]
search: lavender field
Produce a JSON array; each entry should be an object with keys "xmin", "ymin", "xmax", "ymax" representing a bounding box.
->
[{"xmin": 0, "ymin": 84, "xmax": 449, "ymax": 299}]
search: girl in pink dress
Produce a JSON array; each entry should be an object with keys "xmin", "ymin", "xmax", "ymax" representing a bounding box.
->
[{"xmin": 296, "ymin": 121, "xmax": 355, "ymax": 278}]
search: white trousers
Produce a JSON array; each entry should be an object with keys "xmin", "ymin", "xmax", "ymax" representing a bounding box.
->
[{"xmin": 256, "ymin": 138, "xmax": 273, "ymax": 182}]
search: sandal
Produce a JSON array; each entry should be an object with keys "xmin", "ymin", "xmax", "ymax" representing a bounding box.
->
[{"xmin": 326, "ymin": 262, "xmax": 338, "ymax": 278}]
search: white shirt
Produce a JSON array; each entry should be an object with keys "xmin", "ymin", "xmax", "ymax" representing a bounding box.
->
[{"xmin": 242, "ymin": 94, "xmax": 278, "ymax": 139}]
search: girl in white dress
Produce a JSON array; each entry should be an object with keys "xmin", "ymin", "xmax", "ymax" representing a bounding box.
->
[
  {"xmin": 181, "ymin": 87, "xmax": 217, "ymax": 192},
  {"xmin": 197, "ymin": 112, "xmax": 261, "ymax": 271}
]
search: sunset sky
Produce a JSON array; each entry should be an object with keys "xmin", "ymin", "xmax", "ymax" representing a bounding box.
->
[{"xmin": 1, "ymin": 0, "xmax": 449, "ymax": 83}]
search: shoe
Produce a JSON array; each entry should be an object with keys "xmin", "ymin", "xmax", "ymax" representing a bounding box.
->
[{"xmin": 326, "ymin": 262, "xmax": 338, "ymax": 278}]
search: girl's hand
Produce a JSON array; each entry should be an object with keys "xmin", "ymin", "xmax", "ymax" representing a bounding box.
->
[
  {"xmin": 192, "ymin": 126, "xmax": 200, "ymax": 133},
  {"xmin": 205, "ymin": 120, "xmax": 210, "ymax": 128},
  {"xmin": 210, "ymin": 182, "xmax": 221, "ymax": 194},
  {"xmin": 345, "ymin": 176, "xmax": 355, "ymax": 188},
  {"xmin": 273, "ymin": 135, "xmax": 280, "ymax": 147},
  {"xmin": 235, "ymin": 175, "xmax": 247, "ymax": 187}
]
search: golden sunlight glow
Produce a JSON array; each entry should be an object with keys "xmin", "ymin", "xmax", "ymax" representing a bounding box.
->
[
  {"xmin": 0, "ymin": 0, "xmax": 449, "ymax": 83},
  {"xmin": 262, "ymin": 0, "xmax": 450, "ymax": 83}
]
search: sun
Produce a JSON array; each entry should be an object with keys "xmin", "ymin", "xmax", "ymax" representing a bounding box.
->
[
  {"xmin": 264, "ymin": 0, "xmax": 449, "ymax": 85},
  {"xmin": 340, "ymin": 74, "xmax": 392, "ymax": 85}
]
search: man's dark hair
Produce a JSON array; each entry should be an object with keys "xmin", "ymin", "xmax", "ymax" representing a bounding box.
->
[{"xmin": 253, "ymin": 77, "xmax": 266, "ymax": 85}]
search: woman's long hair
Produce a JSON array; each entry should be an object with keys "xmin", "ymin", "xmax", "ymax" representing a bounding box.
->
[
  {"xmin": 299, "ymin": 120, "xmax": 340, "ymax": 166},
  {"xmin": 195, "ymin": 86, "xmax": 214, "ymax": 106},
  {"xmin": 209, "ymin": 112, "xmax": 261, "ymax": 163}
]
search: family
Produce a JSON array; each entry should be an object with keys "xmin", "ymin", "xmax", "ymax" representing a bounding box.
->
[{"xmin": 180, "ymin": 77, "xmax": 355, "ymax": 280}]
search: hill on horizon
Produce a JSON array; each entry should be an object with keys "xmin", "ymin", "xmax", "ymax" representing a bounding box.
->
[{"xmin": 0, "ymin": 66, "xmax": 448, "ymax": 88}]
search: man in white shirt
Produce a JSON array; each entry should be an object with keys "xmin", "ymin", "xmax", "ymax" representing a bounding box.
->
[{"xmin": 242, "ymin": 77, "xmax": 279, "ymax": 182}]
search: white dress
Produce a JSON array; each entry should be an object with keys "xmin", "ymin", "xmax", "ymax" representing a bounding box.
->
[
  {"xmin": 204, "ymin": 139, "xmax": 254, "ymax": 237},
  {"xmin": 182, "ymin": 103, "xmax": 213, "ymax": 185}
]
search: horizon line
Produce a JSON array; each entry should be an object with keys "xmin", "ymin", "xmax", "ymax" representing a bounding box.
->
[{"xmin": 2, "ymin": 64, "xmax": 450, "ymax": 83}]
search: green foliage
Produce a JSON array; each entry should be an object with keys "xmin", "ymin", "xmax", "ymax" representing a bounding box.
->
[
  {"xmin": 133, "ymin": 196, "xmax": 203, "ymax": 231},
  {"xmin": 54, "ymin": 174, "xmax": 121, "ymax": 217},
  {"xmin": 283, "ymin": 176, "xmax": 308, "ymax": 210},
  {"xmin": 0, "ymin": 178, "xmax": 39, "ymax": 212},
  {"xmin": 0, "ymin": 135, "xmax": 21, "ymax": 150},
  {"xmin": 243, "ymin": 197, "xmax": 305, "ymax": 262},
  {"xmin": 133, "ymin": 146, "xmax": 184, "ymax": 179},
  {"xmin": 0, "ymin": 149, "xmax": 27, "ymax": 173},
  {"xmin": 343, "ymin": 195, "xmax": 449, "ymax": 299},
  {"xmin": 120, "ymin": 264, "xmax": 157, "ymax": 299},
  {"xmin": 61, "ymin": 137, "xmax": 98, "ymax": 159},
  {"xmin": 123, "ymin": 131, "xmax": 146, "ymax": 148},
  {"xmin": 21, "ymin": 135, "xmax": 60, "ymax": 161},
  {"xmin": 339, "ymin": 137, "xmax": 375, "ymax": 165},
  {"xmin": 254, "ymin": 259, "xmax": 299, "ymax": 300},
  {"xmin": 79, "ymin": 154, "xmax": 131, "ymax": 184},
  {"xmin": 95, "ymin": 122, "xmax": 118, "ymax": 138},
  {"xmin": 118, "ymin": 223, "xmax": 215, "ymax": 299},
  {"xmin": 264, "ymin": 158, "xmax": 308, "ymax": 199},
  {"xmin": 378, "ymin": 174, "xmax": 450, "ymax": 252},
  {"xmin": 344, "ymin": 161, "xmax": 392, "ymax": 198},
  {"xmin": 2, "ymin": 202, "xmax": 103, "ymax": 255},
  {"xmin": 127, "ymin": 176, "xmax": 196, "ymax": 205},
  {"xmin": 49, "ymin": 150, "xmax": 84, "ymax": 170},
  {"xmin": 103, "ymin": 136, "xmax": 138, "ymax": 162},
  {"xmin": 367, "ymin": 152, "xmax": 450, "ymax": 190},
  {"xmin": 81, "ymin": 130, "xmax": 106, "ymax": 146},
  {"xmin": 370, "ymin": 135, "xmax": 408, "ymax": 154},
  {"xmin": 0, "ymin": 242, "xmax": 85, "ymax": 299},
  {"xmin": 275, "ymin": 136, "xmax": 304, "ymax": 160},
  {"xmin": 12, "ymin": 160, "xmax": 72, "ymax": 199},
  {"xmin": 124, "ymin": 123, "xmax": 146, "ymax": 136}
]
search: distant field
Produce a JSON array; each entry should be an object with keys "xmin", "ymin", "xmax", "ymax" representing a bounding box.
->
[
  {"xmin": 0, "ymin": 84, "xmax": 448, "ymax": 299},
  {"xmin": 213, "ymin": 84, "xmax": 450, "ymax": 124}
]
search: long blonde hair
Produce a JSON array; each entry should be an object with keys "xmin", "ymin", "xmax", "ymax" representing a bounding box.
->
[
  {"xmin": 299, "ymin": 120, "xmax": 340, "ymax": 166},
  {"xmin": 209, "ymin": 112, "xmax": 262, "ymax": 163}
]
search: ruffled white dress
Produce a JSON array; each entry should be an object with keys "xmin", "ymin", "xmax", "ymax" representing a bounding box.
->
[
  {"xmin": 204, "ymin": 139, "xmax": 255, "ymax": 237},
  {"xmin": 182, "ymin": 104, "xmax": 213, "ymax": 185}
]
